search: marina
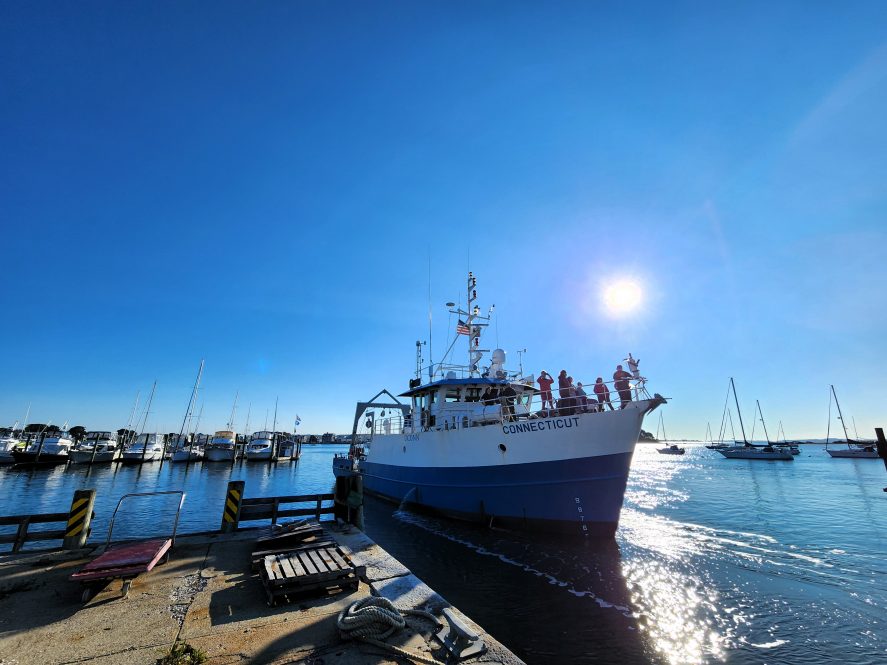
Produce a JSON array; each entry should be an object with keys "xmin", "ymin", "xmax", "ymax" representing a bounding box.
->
[
  {"xmin": 3, "ymin": 2, "xmax": 887, "ymax": 664},
  {"xmin": 2, "ymin": 441, "xmax": 886, "ymax": 663}
]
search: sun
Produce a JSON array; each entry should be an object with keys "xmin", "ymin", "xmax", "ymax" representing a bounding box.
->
[{"xmin": 603, "ymin": 279, "xmax": 643, "ymax": 316}]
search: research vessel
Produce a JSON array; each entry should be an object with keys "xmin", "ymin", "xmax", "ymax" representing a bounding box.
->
[{"xmin": 342, "ymin": 272, "xmax": 665, "ymax": 536}]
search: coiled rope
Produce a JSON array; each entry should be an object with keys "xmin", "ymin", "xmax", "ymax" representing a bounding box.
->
[{"xmin": 337, "ymin": 596, "xmax": 441, "ymax": 664}]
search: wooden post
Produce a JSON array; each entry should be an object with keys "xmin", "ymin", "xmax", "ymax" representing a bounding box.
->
[
  {"xmin": 12, "ymin": 517, "xmax": 31, "ymax": 553},
  {"xmin": 63, "ymin": 489, "xmax": 96, "ymax": 550},
  {"xmin": 334, "ymin": 476, "xmax": 348, "ymax": 523},
  {"xmin": 351, "ymin": 474, "xmax": 364, "ymax": 530},
  {"xmin": 221, "ymin": 480, "xmax": 245, "ymax": 533},
  {"xmin": 875, "ymin": 428, "xmax": 887, "ymax": 485}
]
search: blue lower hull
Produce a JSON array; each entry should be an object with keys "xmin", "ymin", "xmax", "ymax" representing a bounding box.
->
[{"xmin": 361, "ymin": 451, "xmax": 634, "ymax": 536}]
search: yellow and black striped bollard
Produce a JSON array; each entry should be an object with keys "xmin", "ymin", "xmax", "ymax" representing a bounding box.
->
[
  {"xmin": 63, "ymin": 489, "xmax": 96, "ymax": 550},
  {"xmin": 221, "ymin": 480, "xmax": 245, "ymax": 533}
]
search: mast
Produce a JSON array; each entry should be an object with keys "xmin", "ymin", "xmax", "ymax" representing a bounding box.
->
[
  {"xmin": 830, "ymin": 385, "xmax": 850, "ymax": 444},
  {"xmin": 138, "ymin": 381, "xmax": 157, "ymax": 462},
  {"xmin": 704, "ymin": 421, "xmax": 712, "ymax": 445},
  {"xmin": 756, "ymin": 400, "xmax": 772, "ymax": 445},
  {"xmin": 227, "ymin": 391, "xmax": 239, "ymax": 431},
  {"xmin": 730, "ymin": 377, "xmax": 749, "ymax": 444},
  {"xmin": 243, "ymin": 403, "xmax": 252, "ymax": 437},
  {"xmin": 124, "ymin": 391, "xmax": 140, "ymax": 445},
  {"xmin": 176, "ymin": 360, "xmax": 204, "ymax": 463},
  {"xmin": 271, "ymin": 396, "xmax": 279, "ymax": 460}
]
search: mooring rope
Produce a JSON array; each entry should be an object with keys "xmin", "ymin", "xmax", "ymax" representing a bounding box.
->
[{"xmin": 337, "ymin": 596, "xmax": 441, "ymax": 664}]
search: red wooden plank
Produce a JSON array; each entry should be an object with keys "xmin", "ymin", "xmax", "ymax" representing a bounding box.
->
[{"xmin": 72, "ymin": 539, "xmax": 171, "ymax": 579}]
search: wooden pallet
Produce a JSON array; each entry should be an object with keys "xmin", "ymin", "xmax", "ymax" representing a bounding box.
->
[{"xmin": 261, "ymin": 544, "xmax": 364, "ymax": 606}]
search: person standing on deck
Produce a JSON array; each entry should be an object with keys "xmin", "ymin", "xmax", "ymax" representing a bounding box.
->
[
  {"xmin": 537, "ymin": 371, "xmax": 555, "ymax": 412},
  {"xmin": 613, "ymin": 364, "xmax": 633, "ymax": 408},
  {"xmin": 575, "ymin": 382, "xmax": 588, "ymax": 412},
  {"xmin": 557, "ymin": 370, "xmax": 571, "ymax": 415},
  {"xmin": 594, "ymin": 377, "xmax": 613, "ymax": 411}
]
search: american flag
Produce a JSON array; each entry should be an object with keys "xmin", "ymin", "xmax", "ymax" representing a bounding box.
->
[{"xmin": 456, "ymin": 319, "xmax": 470, "ymax": 335}]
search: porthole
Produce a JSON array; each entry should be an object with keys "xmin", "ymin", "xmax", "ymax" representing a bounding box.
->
[{"xmin": 499, "ymin": 443, "xmax": 507, "ymax": 452}]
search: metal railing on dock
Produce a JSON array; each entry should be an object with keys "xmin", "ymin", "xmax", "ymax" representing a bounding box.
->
[
  {"xmin": 0, "ymin": 489, "xmax": 96, "ymax": 553},
  {"xmin": 219, "ymin": 480, "xmax": 336, "ymax": 533}
]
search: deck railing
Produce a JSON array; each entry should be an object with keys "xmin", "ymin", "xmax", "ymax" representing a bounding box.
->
[{"xmin": 369, "ymin": 377, "xmax": 653, "ymax": 435}]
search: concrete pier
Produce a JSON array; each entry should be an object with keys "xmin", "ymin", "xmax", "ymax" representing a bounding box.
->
[{"xmin": 0, "ymin": 523, "xmax": 523, "ymax": 664}]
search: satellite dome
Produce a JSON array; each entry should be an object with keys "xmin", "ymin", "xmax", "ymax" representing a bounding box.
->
[{"xmin": 492, "ymin": 349, "xmax": 506, "ymax": 365}]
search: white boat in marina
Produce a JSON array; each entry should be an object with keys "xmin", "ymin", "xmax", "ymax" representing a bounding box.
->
[
  {"xmin": 120, "ymin": 433, "xmax": 165, "ymax": 463},
  {"xmin": 0, "ymin": 427, "xmax": 24, "ymax": 463},
  {"xmin": 825, "ymin": 385, "xmax": 878, "ymax": 459},
  {"xmin": 245, "ymin": 431, "xmax": 275, "ymax": 461},
  {"xmin": 714, "ymin": 382, "xmax": 793, "ymax": 461},
  {"xmin": 204, "ymin": 430, "xmax": 237, "ymax": 462},
  {"xmin": 12, "ymin": 430, "xmax": 75, "ymax": 464},
  {"xmin": 69, "ymin": 431, "xmax": 121, "ymax": 463},
  {"xmin": 171, "ymin": 446, "xmax": 203, "ymax": 463},
  {"xmin": 338, "ymin": 272, "xmax": 666, "ymax": 536}
]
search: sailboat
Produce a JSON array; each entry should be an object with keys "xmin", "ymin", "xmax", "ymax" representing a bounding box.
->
[
  {"xmin": 656, "ymin": 413, "xmax": 685, "ymax": 455},
  {"xmin": 119, "ymin": 382, "xmax": 164, "ymax": 463},
  {"xmin": 715, "ymin": 379, "xmax": 793, "ymax": 461},
  {"xmin": 168, "ymin": 361, "xmax": 204, "ymax": 463},
  {"xmin": 825, "ymin": 385, "xmax": 878, "ymax": 458},
  {"xmin": 775, "ymin": 421, "xmax": 800, "ymax": 455}
]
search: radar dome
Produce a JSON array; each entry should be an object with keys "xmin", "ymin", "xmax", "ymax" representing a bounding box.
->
[{"xmin": 492, "ymin": 349, "xmax": 506, "ymax": 365}]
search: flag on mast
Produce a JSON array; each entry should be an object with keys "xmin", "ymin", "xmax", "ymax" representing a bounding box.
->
[{"xmin": 456, "ymin": 320, "xmax": 470, "ymax": 335}]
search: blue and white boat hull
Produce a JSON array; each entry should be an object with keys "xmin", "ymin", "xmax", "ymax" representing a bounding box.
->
[{"xmin": 359, "ymin": 400, "xmax": 657, "ymax": 536}]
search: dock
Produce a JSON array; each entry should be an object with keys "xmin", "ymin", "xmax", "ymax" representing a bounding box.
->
[{"xmin": 0, "ymin": 522, "xmax": 524, "ymax": 664}]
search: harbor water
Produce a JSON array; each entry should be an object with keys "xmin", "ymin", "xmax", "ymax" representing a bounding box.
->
[{"xmin": 2, "ymin": 443, "xmax": 885, "ymax": 664}]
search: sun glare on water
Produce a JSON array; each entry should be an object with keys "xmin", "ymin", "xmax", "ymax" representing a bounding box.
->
[{"xmin": 603, "ymin": 279, "xmax": 643, "ymax": 316}]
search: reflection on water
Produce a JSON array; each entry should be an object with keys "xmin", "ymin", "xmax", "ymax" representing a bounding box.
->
[
  {"xmin": 2, "ymin": 443, "xmax": 886, "ymax": 664},
  {"xmin": 367, "ymin": 444, "xmax": 887, "ymax": 665}
]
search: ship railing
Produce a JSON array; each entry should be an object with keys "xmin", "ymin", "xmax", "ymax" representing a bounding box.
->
[
  {"xmin": 373, "ymin": 415, "xmax": 404, "ymax": 435},
  {"xmin": 410, "ymin": 377, "xmax": 652, "ymax": 432}
]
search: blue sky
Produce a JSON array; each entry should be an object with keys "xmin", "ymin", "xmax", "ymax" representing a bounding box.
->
[{"xmin": 2, "ymin": 2, "xmax": 886, "ymax": 438}]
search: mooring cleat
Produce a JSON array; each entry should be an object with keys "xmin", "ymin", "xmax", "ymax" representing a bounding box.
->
[{"xmin": 435, "ymin": 607, "xmax": 486, "ymax": 660}]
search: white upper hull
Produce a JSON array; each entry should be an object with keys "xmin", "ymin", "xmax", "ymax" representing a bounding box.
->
[{"xmin": 363, "ymin": 400, "xmax": 651, "ymax": 470}]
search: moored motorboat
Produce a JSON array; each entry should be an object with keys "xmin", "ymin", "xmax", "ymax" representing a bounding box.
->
[
  {"xmin": 0, "ymin": 428, "xmax": 25, "ymax": 463},
  {"xmin": 69, "ymin": 431, "xmax": 121, "ymax": 463},
  {"xmin": 204, "ymin": 430, "xmax": 237, "ymax": 462},
  {"xmin": 340, "ymin": 272, "xmax": 666, "ymax": 536},
  {"xmin": 119, "ymin": 433, "xmax": 165, "ymax": 463},
  {"xmin": 658, "ymin": 444, "xmax": 685, "ymax": 455},
  {"xmin": 244, "ymin": 431, "xmax": 275, "ymax": 461},
  {"xmin": 12, "ymin": 430, "xmax": 75, "ymax": 464}
]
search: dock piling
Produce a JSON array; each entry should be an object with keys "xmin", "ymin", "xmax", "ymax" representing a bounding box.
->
[
  {"xmin": 221, "ymin": 480, "xmax": 245, "ymax": 533},
  {"xmin": 63, "ymin": 489, "xmax": 96, "ymax": 550}
]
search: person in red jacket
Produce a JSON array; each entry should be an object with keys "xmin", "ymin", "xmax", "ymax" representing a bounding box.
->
[
  {"xmin": 613, "ymin": 364, "xmax": 633, "ymax": 408},
  {"xmin": 537, "ymin": 371, "xmax": 555, "ymax": 412},
  {"xmin": 593, "ymin": 377, "xmax": 613, "ymax": 411}
]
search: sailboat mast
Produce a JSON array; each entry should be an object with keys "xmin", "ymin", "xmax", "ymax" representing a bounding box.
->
[
  {"xmin": 830, "ymin": 385, "xmax": 850, "ymax": 442},
  {"xmin": 731, "ymin": 377, "xmax": 749, "ymax": 443},
  {"xmin": 138, "ymin": 382, "xmax": 157, "ymax": 435},
  {"xmin": 178, "ymin": 360, "xmax": 204, "ymax": 442},
  {"xmin": 272, "ymin": 397, "xmax": 278, "ymax": 433},
  {"xmin": 227, "ymin": 391, "xmax": 239, "ymax": 431},
  {"xmin": 243, "ymin": 403, "xmax": 251, "ymax": 437},
  {"xmin": 757, "ymin": 400, "xmax": 772, "ymax": 445}
]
